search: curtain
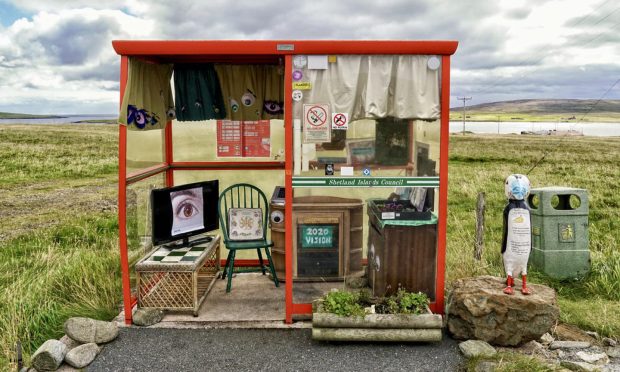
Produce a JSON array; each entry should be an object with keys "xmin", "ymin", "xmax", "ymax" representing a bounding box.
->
[
  {"xmin": 119, "ymin": 58, "xmax": 174, "ymax": 130},
  {"xmin": 173, "ymin": 64, "xmax": 226, "ymax": 122},
  {"xmin": 304, "ymin": 55, "xmax": 439, "ymax": 121}
]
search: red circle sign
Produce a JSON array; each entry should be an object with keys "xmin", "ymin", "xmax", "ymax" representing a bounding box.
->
[
  {"xmin": 306, "ymin": 106, "xmax": 327, "ymax": 127},
  {"xmin": 334, "ymin": 113, "xmax": 347, "ymax": 127}
]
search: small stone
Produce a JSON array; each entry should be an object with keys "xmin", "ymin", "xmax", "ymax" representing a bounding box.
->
[
  {"xmin": 64, "ymin": 317, "xmax": 119, "ymax": 344},
  {"xmin": 133, "ymin": 308, "xmax": 165, "ymax": 326},
  {"xmin": 586, "ymin": 331, "xmax": 600, "ymax": 339},
  {"xmin": 560, "ymin": 360, "xmax": 601, "ymax": 372},
  {"xmin": 520, "ymin": 340, "xmax": 544, "ymax": 355},
  {"xmin": 540, "ymin": 333, "xmax": 555, "ymax": 345},
  {"xmin": 577, "ymin": 351, "xmax": 609, "ymax": 365},
  {"xmin": 59, "ymin": 335, "xmax": 81, "ymax": 352},
  {"xmin": 550, "ymin": 341, "xmax": 592, "ymax": 350},
  {"xmin": 475, "ymin": 361, "xmax": 498, "ymax": 372},
  {"xmin": 31, "ymin": 339, "xmax": 67, "ymax": 371},
  {"xmin": 56, "ymin": 364, "xmax": 81, "ymax": 371},
  {"xmin": 606, "ymin": 346, "xmax": 620, "ymax": 359},
  {"xmin": 459, "ymin": 340, "xmax": 497, "ymax": 358},
  {"xmin": 603, "ymin": 338, "xmax": 617, "ymax": 347},
  {"xmin": 556, "ymin": 349, "xmax": 565, "ymax": 358},
  {"xmin": 64, "ymin": 343, "xmax": 100, "ymax": 368}
]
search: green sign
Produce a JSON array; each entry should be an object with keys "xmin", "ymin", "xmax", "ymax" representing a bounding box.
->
[
  {"xmin": 292, "ymin": 177, "xmax": 439, "ymax": 188},
  {"xmin": 301, "ymin": 225, "xmax": 334, "ymax": 248}
]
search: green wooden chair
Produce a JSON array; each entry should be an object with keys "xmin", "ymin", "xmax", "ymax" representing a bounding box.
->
[{"xmin": 218, "ymin": 183, "xmax": 279, "ymax": 293}]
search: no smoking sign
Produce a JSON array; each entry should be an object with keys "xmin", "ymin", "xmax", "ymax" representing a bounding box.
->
[
  {"xmin": 303, "ymin": 104, "xmax": 331, "ymax": 143},
  {"xmin": 332, "ymin": 113, "xmax": 348, "ymax": 130}
]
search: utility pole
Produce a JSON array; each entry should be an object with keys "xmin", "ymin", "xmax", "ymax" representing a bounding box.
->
[{"xmin": 457, "ymin": 96, "xmax": 472, "ymax": 134}]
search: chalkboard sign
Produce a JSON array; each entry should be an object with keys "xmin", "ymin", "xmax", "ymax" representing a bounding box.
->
[
  {"xmin": 301, "ymin": 225, "xmax": 335, "ymax": 249},
  {"xmin": 297, "ymin": 223, "xmax": 339, "ymax": 277}
]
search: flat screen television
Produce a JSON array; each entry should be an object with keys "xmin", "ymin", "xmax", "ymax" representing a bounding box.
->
[{"xmin": 150, "ymin": 180, "xmax": 219, "ymax": 248}]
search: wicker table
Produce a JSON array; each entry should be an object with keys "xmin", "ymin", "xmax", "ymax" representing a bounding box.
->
[{"xmin": 136, "ymin": 235, "xmax": 220, "ymax": 316}]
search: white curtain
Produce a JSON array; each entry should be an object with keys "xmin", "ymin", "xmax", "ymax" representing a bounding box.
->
[{"xmin": 304, "ymin": 55, "xmax": 439, "ymax": 121}]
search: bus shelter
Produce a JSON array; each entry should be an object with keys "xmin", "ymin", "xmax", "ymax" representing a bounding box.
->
[{"xmin": 112, "ymin": 40, "xmax": 458, "ymax": 325}]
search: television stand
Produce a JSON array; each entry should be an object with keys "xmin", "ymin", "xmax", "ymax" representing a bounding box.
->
[{"xmin": 136, "ymin": 235, "xmax": 221, "ymax": 316}]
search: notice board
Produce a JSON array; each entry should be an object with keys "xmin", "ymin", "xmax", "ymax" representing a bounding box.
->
[{"xmin": 217, "ymin": 120, "xmax": 271, "ymax": 157}]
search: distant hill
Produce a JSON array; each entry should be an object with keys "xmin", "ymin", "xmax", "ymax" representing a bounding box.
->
[
  {"xmin": 0, "ymin": 112, "xmax": 63, "ymax": 119},
  {"xmin": 450, "ymin": 99, "xmax": 620, "ymax": 122}
]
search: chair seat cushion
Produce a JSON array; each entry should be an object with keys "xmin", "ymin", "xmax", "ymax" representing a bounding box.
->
[
  {"xmin": 225, "ymin": 239, "xmax": 274, "ymax": 250},
  {"xmin": 228, "ymin": 208, "xmax": 264, "ymax": 240}
]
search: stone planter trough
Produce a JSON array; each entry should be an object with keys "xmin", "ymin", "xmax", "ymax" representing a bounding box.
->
[{"xmin": 312, "ymin": 311, "xmax": 443, "ymax": 342}]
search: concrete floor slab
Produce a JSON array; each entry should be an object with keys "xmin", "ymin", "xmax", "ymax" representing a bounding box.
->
[
  {"xmin": 126, "ymin": 273, "xmax": 348, "ymax": 328},
  {"xmin": 156, "ymin": 273, "xmax": 343, "ymax": 328}
]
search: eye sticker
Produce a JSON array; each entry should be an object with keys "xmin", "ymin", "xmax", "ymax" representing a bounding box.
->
[
  {"xmin": 241, "ymin": 90, "xmax": 256, "ymax": 107},
  {"xmin": 263, "ymin": 100, "xmax": 283, "ymax": 115},
  {"xmin": 230, "ymin": 98, "xmax": 239, "ymax": 112}
]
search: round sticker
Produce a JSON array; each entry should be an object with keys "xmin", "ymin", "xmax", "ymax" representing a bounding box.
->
[
  {"xmin": 293, "ymin": 55, "xmax": 307, "ymax": 68},
  {"xmin": 292, "ymin": 90, "xmax": 303, "ymax": 102},
  {"xmin": 292, "ymin": 70, "xmax": 303, "ymax": 81},
  {"xmin": 427, "ymin": 56, "xmax": 440, "ymax": 71}
]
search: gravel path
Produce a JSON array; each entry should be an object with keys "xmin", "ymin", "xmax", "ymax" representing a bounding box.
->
[{"xmin": 89, "ymin": 328, "xmax": 465, "ymax": 371}]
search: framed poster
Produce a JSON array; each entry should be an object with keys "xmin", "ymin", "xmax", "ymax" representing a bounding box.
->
[
  {"xmin": 303, "ymin": 104, "xmax": 331, "ymax": 143},
  {"xmin": 217, "ymin": 120, "xmax": 270, "ymax": 157}
]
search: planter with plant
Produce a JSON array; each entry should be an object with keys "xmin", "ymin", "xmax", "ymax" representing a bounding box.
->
[{"xmin": 312, "ymin": 289, "xmax": 442, "ymax": 342}]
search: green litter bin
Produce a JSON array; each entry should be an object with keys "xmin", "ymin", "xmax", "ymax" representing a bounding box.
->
[{"xmin": 528, "ymin": 187, "xmax": 590, "ymax": 279}]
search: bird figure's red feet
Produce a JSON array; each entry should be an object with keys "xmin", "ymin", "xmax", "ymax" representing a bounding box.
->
[
  {"xmin": 521, "ymin": 274, "xmax": 532, "ymax": 295},
  {"xmin": 503, "ymin": 275, "xmax": 514, "ymax": 295}
]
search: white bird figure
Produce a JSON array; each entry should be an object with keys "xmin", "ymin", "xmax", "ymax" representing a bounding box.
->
[{"xmin": 502, "ymin": 174, "xmax": 532, "ymax": 295}]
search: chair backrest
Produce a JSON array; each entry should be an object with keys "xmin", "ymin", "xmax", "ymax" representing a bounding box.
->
[{"xmin": 218, "ymin": 183, "xmax": 269, "ymax": 242}]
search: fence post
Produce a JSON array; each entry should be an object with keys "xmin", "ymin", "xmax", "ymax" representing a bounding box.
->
[{"xmin": 474, "ymin": 192, "xmax": 485, "ymax": 260}]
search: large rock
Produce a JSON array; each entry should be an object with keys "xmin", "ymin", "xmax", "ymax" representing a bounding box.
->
[
  {"xmin": 447, "ymin": 276, "xmax": 559, "ymax": 346},
  {"xmin": 133, "ymin": 308, "xmax": 164, "ymax": 326},
  {"xmin": 64, "ymin": 317, "xmax": 119, "ymax": 344},
  {"xmin": 64, "ymin": 343, "xmax": 100, "ymax": 368},
  {"xmin": 31, "ymin": 339, "xmax": 67, "ymax": 371}
]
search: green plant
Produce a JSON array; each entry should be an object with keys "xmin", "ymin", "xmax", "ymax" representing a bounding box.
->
[
  {"xmin": 385, "ymin": 289, "xmax": 429, "ymax": 315},
  {"xmin": 320, "ymin": 291, "xmax": 365, "ymax": 317}
]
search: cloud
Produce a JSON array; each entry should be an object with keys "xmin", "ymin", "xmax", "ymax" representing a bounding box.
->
[
  {"xmin": 0, "ymin": 0, "xmax": 618, "ymax": 114},
  {"xmin": 0, "ymin": 7, "xmax": 153, "ymax": 113}
]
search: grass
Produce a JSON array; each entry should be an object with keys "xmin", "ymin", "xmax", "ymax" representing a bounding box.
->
[
  {"xmin": 467, "ymin": 352, "xmax": 561, "ymax": 372},
  {"xmin": 0, "ymin": 124, "xmax": 619, "ymax": 369},
  {"xmin": 0, "ymin": 124, "xmax": 117, "ymax": 186},
  {"xmin": 0, "ymin": 213, "xmax": 142, "ymax": 368},
  {"xmin": 447, "ymin": 134, "xmax": 620, "ymax": 337}
]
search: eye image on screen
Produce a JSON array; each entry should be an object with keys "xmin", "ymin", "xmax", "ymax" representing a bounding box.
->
[{"xmin": 170, "ymin": 187, "xmax": 204, "ymax": 236}]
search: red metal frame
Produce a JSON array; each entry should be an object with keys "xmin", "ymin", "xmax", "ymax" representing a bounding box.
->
[
  {"xmin": 170, "ymin": 161, "xmax": 285, "ymax": 170},
  {"xmin": 284, "ymin": 54, "xmax": 294, "ymax": 323},
  {"xmin": 118, "ymin": 56, "xmax": 133, "ymax": 325},
  {"xmin": 164, "ymin": 122, "xmax": 174, "ymax": 187},
  {"xmin": 433, "ymin": 55, "xmax": 452, "ymax": 314},
  {"xmin": 114, "ymin": 40, "xmax": 457, "ymax": 325}
]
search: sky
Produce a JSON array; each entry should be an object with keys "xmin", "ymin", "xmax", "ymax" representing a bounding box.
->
[{"xmin": 0, "ymin": 0, "xmax": 618, "ymax": 115}]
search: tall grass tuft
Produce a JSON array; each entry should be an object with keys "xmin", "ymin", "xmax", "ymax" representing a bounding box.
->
[{"xmin": 0, "ymin": 213, "xmax": 140, "ymax": 369}]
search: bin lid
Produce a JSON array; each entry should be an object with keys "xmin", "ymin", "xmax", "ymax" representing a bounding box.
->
[{"xmin": 531, "ymin": 186, "xmax": 586, "ymax": 192}]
